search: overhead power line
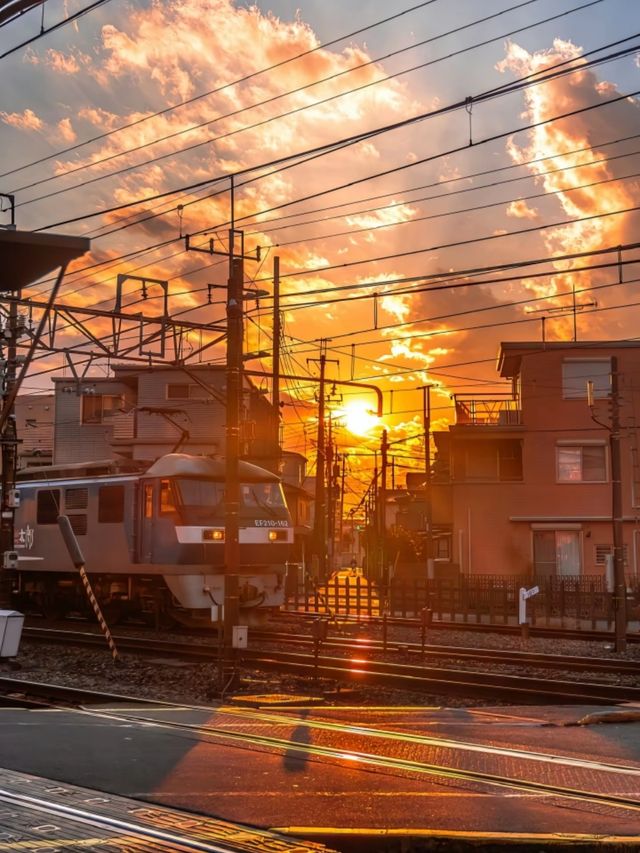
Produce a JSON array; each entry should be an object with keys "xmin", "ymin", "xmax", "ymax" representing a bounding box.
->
[
  {"xmin": 9, "ymin": 0, "xmax": 592, "ymax": 196},
  {"xmin": 0, "ymin": 0, "xmax": 441, "ymax": 178},
  {"xmin": 23, "ymin": 32, "xmax": 637, "ymax": 218},
  {"xmin": 0, "ymin": 0, "xmax": 112, "ymax": 60},
  {"xmin": 33, "ymin": 77, "xmax": 640, "ymax": 235}
]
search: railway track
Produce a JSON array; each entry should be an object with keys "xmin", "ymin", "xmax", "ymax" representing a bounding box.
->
[
  {"xmin": 3, "ymin": 684, "xmax": 639, "ymax": 830},
  {"xmin": 18, "ymin": 626, "xmax": 640, "ymax": 704},
  {"xmin": 278, "ymin": 609, "xmax": 640, "ymax": 643},
  {"xmin": 252, "ymin": 628, "xmax": 640, "ymax": 674}
]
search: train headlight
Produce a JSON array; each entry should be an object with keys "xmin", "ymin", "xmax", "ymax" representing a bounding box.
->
[
  {"xmin": 268, "ymin": 530, "xmax": 287, "ymax": 541},
  {"xmin": 203, "ymin": 529, "xmax": 224, "ymax": 541}
]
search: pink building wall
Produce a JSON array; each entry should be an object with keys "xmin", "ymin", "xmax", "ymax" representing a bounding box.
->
[{"xmin": 438, "ymin": 342, "xmax": 640, "ymax": 580}]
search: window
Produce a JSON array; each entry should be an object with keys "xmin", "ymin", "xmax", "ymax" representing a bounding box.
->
[
  {"xmin": 434, "ymin": 534, "xmax": 451, "ymax": 560},
  {"xmin": 144, "ymin": 484, "xmax": 154, "ymax": 519},
  {"xmin": 81, "ymin": 394, "xmax": 123, "ymax": 424},
  {"xmin": 37, "ymin": 489, "xmax": 60, "ymax": 524},
  {"xmin": 173, "ymin": 478, "xmax": 223, "ymax": 507},
  {"xmin": 241, "ymin": 482, "xmax": 286, "ymax": 508},
  {"xmin": 533, "ymin": 529, "xmax": 581, "ymax": 576},
  {"xmin": 562, "ymin": 359, "xmax": 610, "ymax": 399},
  {"xmin": 98, "ymin": 485, "xmax": 124, "ymax": 523},
  {"xmin": 456, "ymin": 439, "xmax": 523, "ymax": 482},
  {"xmin": 557, "ymin": 444, "xmax": 606, "ymax": 482},
  {"xmin": 159, "ymin": 479, "xmax": 177, "ymax": 514},
  {"xmin": 166, "ymin": 383, "xmax": 209, "ymax": 400}
]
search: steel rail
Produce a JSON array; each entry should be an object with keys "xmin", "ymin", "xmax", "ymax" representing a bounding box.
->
[
  {"xmin": 242, "ymin": 649, "xmax": 640, "ymax": 704},
  {"xmin": 23, "ymin": 625, "xmax": 640, "ymax": 675},
  {"xmin": 18, "ymin": 627, "xmax": 640, "ymax": 704},
  {"xmin": 251, "ymin": 629, "xmax": 640, "ymax": 674},
  {"xmin": 277, "ymin": 610, "xmax": 640, "ymax": 643},
  {"xmin": 0, "ymin": 788, "xmax": 265, "ymax": 853},
  {"xmin": 60, "ymin": 704, "xmax": 640, "ymax": 818}
]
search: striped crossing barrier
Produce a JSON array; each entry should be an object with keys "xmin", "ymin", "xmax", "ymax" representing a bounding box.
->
[{"xmin": 57, "ymin": 515, "xmax": 121, "ymax": 663}]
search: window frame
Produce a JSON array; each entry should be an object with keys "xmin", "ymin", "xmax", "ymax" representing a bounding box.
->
[
  {"xmin": 166, "ymin": 383, "xmax": 209, "ymax": 401},
  {"xmin": 556, "ymin": 442, "xmax": 608, "ymax": 483},
  {"xmin": 80, "ymin": 394, "xmax": 124, "ymax": 425},
  {"xmin": 561, "ymin": 358, "xmax": 611, "ymax": 400},
  {"xmin": 36, "ymin": 489, "xmax": 60, "ymax": 525}
]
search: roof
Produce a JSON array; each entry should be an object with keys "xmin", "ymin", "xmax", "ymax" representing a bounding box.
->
[
  {"xmin": 145, "ymin": 453, "xmax": 279, "ymax": 481},
  {"xmin": 497, "ymin": 340, "xmax": 640, "ymax": 379},
  {"xmin": 0, "ymin": 229, "xmax": 89, "ymax": 289}
]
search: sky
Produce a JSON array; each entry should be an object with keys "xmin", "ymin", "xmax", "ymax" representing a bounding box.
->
[{"xmin": 1, "ymin": 0, "xmax": 639, "ymax": 506}]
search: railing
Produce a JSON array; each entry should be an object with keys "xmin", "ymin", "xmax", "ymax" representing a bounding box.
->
[
  {"xmin": 285, "ymin": 574, "xmax": 640, "ymax": 629},
  {"xmin": 454, "ymin": 396, "xmax": 522, "ymax": 426}
]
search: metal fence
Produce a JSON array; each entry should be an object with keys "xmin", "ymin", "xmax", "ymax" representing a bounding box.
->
[{"xmin": 285, "ymin": 573, "xmax": 640, "ymax": 629}]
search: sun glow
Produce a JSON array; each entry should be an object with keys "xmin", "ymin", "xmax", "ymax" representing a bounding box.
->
[{"xmin": 340, "ymin": 400, "xmax": 380, "ymax": 436}]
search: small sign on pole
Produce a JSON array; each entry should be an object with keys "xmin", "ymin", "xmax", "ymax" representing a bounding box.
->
[{"xmin": 519, "ymin": 586, "xmax": 540, "ymax": 638}]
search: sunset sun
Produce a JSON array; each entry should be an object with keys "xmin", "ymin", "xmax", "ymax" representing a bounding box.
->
[{"xmin": 340, "ymin": 401, "xmax": 380, "ymax": 436}]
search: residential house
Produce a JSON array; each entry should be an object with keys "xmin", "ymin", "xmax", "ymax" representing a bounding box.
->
[
  {"xmin": 15, "ymin": 394, "xmax": 54, "ymax": 468},
  {"xmin": 52, "ymin": 364, "xmax": 277, "ymax": 465},
  {"xmin": 431, "ymin": 341, "xmax": 640, "ymax": 581}
]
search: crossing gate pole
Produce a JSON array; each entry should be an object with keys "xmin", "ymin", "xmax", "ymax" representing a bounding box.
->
[{"xmin": 57, "ymin": 515, "xmax": 121, "ymax": 663}]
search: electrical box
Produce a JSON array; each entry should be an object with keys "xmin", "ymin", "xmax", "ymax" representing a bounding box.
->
[
  {"xmin": 3, "ymin": 551, "xmax": 18, "ymax": 570},
  {"xmin": 0, "ymin": 610, "xmax": 24, "ymax": 658},
  {"xmin": 7, "ymin": 489, "xmax": 20, "ymax": 509},
  {"xmin": 232, "ymin": 625, "xmax": 248, "ymax": 649}
]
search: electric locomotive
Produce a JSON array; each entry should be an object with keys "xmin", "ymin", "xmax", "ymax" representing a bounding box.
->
[{"xmin": 13, "ymin": 453, "xmax": 293, "ymax": 625}]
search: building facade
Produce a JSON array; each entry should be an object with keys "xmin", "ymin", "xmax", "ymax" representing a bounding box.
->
[
  {"xmin": 52, "ymin": 364, "xmax": 277, "ymax": 465},
  {"xmin": 432, "ymin": 341, "xmax": 640, "ymax": 580}
]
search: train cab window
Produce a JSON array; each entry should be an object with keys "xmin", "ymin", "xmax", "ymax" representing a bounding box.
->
[
  {"xmin": 241, "ymin": 482, "xmax": 285, "ymax": 509},
  {"xmin": 144, "ymin": 484, "xmax": 154, "ymax": 519},
  {"xmin": 159, "ymin": 479, "xmax": 177, "ymax": 514},
  {"xmin": 37, "ymin": 489, "xmax": 60, "ymax": 524},
  {"xmin": 98, "ymin": 484, "xmax": 125, "ymax": 523}
]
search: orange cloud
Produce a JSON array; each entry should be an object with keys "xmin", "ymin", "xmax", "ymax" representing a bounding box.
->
[
  {"xmin": 506, "ymin": 199, "xmax": 538, "ymax": 220},
  {"xmin": 499, "ymin": 38, "xmax": 640, "ymax": 320},
  {"xmin": 57, "ymin": 117, "xmax": 77, "ymax": 143},
  {"xmin": 1, "ymin": 108, "xmax": 43, "ymax": 131}
]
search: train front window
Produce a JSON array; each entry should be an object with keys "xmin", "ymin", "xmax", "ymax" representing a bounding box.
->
[
  {"xmin": 171, "ymin": 478, "xmax": 224, "ymax": 523},
  {"xmin": 241, "ymin": 482, "xmax": 286, "ymax": 512},
  {"xmin": 173, "ymin": 479, "xmax": 223, "ymax": 507}
]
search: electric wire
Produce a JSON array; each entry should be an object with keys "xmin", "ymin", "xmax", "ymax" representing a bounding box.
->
[
  {"xmin": 0, "ymin": 0, "xmax": 442, "ymax": 179},
  {"xmin": 9, "ymin": 0, "xmax": 597, "ymax": 197}
]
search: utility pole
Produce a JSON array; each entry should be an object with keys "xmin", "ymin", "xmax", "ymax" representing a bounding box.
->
[
  {"xmin": 380, "ymin": 429, "xmax": 388, "ymax": 580},
  {"xmin": 308, "ymin": 343, "xmax": 337, "ymax": 580},
  {"xmin": 610, "ymin": 357, "xmax": 627, "ymax": 652},
  {"xmin": 271, "ymin": 256, "xmax": 281, "ymax": 473},
  {"xmin": 185, "ymin": 218, "xmax": 260, "ymax": 653},
  {"xmin": 0, "ymin": 298, "xmax": 20, "ymax": 608},
  {"xmin": 339, "ymin": 453, "xmax": 346, "ymax": 558},
  {"xmin": 224, "ymin": 245, "xmax": 243, "ymax": 642},
  {"xmin": 419, "ymin": 384, "xmax": 434, "ymax": 579},
  {"xmin": 326, "ymin": 415, "xmax": 334, "ymax": 572}
]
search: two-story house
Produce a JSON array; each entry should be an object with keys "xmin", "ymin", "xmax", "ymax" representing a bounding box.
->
[
  {"xmin": 52, "ymin": 364, "xmax": 277, "ymax": 465},
  {"xmin": 432, "ymin": 341, "xmax": 640, "ymax": 580}
]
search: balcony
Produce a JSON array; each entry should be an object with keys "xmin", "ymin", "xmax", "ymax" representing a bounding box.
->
[{"xmin": 454, "ymin": 395, "xmax": 522, "ymax": 426}]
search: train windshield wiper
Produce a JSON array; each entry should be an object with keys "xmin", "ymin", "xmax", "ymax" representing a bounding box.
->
[{"xmin": 250, "ymin": 488, "xmax": 277, "ymax": 517}]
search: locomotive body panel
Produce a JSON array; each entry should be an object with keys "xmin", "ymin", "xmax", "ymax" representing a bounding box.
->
[{"xmin": 13, "ymin": 453, "xmax": 293, "ymax": 621}]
